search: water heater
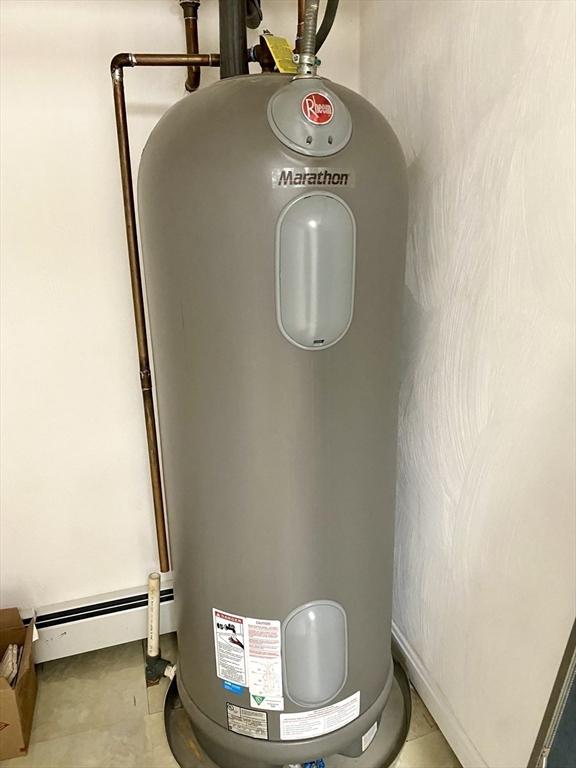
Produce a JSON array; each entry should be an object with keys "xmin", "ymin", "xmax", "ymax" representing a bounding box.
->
[{"xmin": 128, "ymin": 4, "xmax": 410, "ymax": 759}]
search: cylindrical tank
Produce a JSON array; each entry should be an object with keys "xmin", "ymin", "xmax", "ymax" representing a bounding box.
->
[{"xmin": 138, "ymin": 72, "xmax": 408, "ymax": 768}]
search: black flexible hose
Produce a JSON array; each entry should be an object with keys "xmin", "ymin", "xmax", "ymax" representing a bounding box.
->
[
  {"xmin": 246, "ymin": 0, "xmax": 263, "ymax": 29},
  {"xmin": 315, "ymin": 0, "xmax": 340, "ymax": 53}
]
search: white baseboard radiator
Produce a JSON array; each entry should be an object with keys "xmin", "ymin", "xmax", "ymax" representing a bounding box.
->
[{"xmin": 25, "ymin": 583, "xmax": 176, "ymax": 663}]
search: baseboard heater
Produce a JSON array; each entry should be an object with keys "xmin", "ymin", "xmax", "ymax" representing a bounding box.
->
[{"xmin": 25, "ymin": 584, "xmax": 177, "ymax": 663}]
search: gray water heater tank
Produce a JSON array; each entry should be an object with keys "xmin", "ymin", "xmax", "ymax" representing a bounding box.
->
[{"xmin": 138, "ymin": 73, "xmax": 408, "ymax": 768}]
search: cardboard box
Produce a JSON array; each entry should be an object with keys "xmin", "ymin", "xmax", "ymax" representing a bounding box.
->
[{"xmin": 0, "ymin": 608, "xmax": 37, "ymax": 760}]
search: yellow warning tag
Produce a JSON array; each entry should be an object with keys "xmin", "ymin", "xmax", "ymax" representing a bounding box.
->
[{"xmin": 263, "ymin": 35, "xmax": 298, "ymax": 74}]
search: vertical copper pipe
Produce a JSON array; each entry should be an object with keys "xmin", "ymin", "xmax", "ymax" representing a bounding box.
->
[
  {"xmin": 180, "ymin": 1, "xmax": 201, "ymax": 92},
  {"xmin": 110, "ymin": 53, "xmax": 221, "ymax": 573},
  {"xmin": 296, "ymin": 0, "xmax": 306, "ymax": 53},
  {"xmin": 112, "ymin": 65, "xmax": 170, "ymax": 573}
]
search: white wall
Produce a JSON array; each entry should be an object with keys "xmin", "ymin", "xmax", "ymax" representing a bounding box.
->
[
  {"xmin": 0, "ymin": 0, "xmax": 359, "ymax": 610},
  {"xmin": 359, "ymin": 2, "xmax": 576, "ymax": 767}
]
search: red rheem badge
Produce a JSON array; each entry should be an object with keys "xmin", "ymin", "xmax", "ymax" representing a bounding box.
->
[{"xmin": 301, "ymin": 92, "xmax": 334, "ymax": 125}]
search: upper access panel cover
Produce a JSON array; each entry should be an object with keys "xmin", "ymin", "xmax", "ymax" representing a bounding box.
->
[
  {"xmin": 276, "ymin": 192, "xmax": 356, "ymax": 350},
  {"xmin": 268, "ymin": 78, "xmax": 352, "ymax": 157}
]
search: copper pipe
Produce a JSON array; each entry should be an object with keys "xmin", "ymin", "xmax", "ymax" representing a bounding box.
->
[
  {"xmin": 110, "ymin": 52, "xmax": 219, "ymax": 572},
  {"xmin": 111, "ymin": 52, "xmax": 219, "ymax": 72},
  {"xmin": 180, "ymin": 1, "xmax": 201, "ymax": 92},
  {"xmin": 296, "ymin": 0, "xmax": 306, "ymax": 53}
]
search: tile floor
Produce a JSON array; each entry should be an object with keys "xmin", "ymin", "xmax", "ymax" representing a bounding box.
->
[{"xmin": 1, "ymin": 636, "xmax": 461, "ymax": 768}]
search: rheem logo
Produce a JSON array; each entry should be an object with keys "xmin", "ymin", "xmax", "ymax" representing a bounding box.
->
[{"xmin": 301, "ymin": 92, "xmax": 334, "ymax": 125}]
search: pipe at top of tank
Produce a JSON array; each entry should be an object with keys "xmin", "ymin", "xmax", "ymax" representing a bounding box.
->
[
  {"xmin": 297, "ymin": 0, "xmax": 320, "ymax": 77},
  {"xmin": 296, "ymin": 0, "xmax": 340, "ymax": 62},
  {"xmin": 218, "ymin": 0, "xmax": 249, "ymax": 79},
  {"xmin": 296, "ymin": 0, "xmax": 306, "ymax": 53}
]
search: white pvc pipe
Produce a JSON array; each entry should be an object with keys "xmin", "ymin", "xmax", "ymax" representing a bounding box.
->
[{"xmin": 147, "ymin": 571, "xmax": 161, "ymax": 658}]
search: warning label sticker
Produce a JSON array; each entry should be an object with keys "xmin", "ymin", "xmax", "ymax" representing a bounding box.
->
[
  {"xmin": 213, "ymin": 610, "xmax": 246, "ymax": 686},
  {"xmin": 226, "ymin": 703, "xmax": 268, "ymax": 740},
  {"xmin": 280, "ymin": 691, "xmax": 361, "ymax": 741},
  {"xmin": 246, "ymin": 618, "xmax": 283, "ymax": 710},
  {"xmin": 213, "ymin": 609, "xmax": 285, "ymax": 714}
]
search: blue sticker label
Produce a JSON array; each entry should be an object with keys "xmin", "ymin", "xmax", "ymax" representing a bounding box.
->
[{"xmin": 223, "ymin": 680, "xmax": 244, "ymax": 696}]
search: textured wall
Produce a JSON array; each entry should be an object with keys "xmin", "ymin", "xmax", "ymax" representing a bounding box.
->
[
  {"xmin": 0, "ymin": 0, "xmax": 360, "ymax": 609},
  {"xmin": 360, "ymin": 2, "xmax": 575, "ymax": 767}
]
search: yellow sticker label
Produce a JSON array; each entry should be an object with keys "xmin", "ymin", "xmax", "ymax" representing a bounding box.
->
[{"xmin": 264, "ymin": 35, "xmax": 298, "ymax": 74}]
